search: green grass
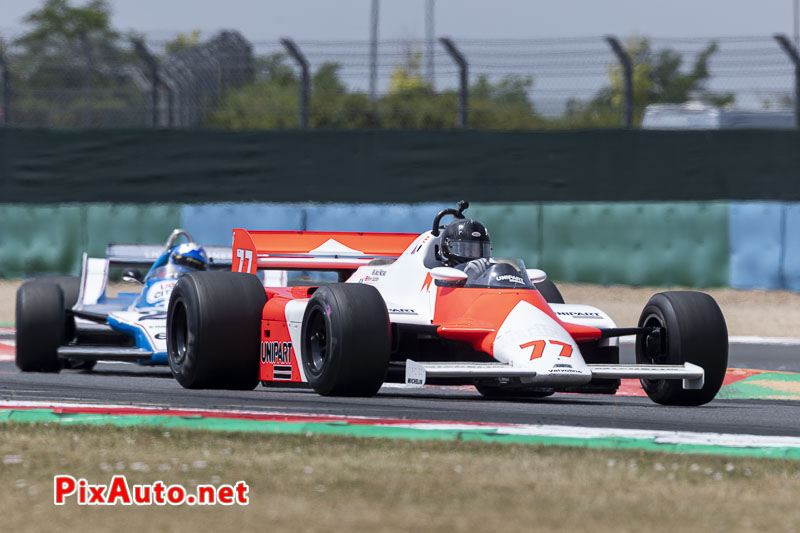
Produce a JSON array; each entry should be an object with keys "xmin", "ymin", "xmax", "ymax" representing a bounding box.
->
[{"xmin": 1, "ymin": 423, "xmax": 799, "ymax": 532}]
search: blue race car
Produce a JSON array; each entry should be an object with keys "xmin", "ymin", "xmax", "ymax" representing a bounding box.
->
[{"xmin": 15, "ymin": 229, "xmax": 233, "ymax": 372}]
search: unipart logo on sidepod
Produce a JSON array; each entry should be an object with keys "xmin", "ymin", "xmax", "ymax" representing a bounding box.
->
[{"xmin": 146, "ymin": 281, "xmax": 178, "ymax": 304}]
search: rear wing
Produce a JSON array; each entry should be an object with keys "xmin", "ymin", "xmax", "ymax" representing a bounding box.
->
[
  {"xmin": 106, "ymin": 243, "xmax": 232, "ymax": 269},
  {"xmin": 232, "ymin": 229, "xmax": 419, "ymax": 273}
]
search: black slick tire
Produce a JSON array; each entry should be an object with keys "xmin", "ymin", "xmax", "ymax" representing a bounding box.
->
[
  {"xmin": 301, "ymin": 284, "xmax": 390, "ymax": 397},
  {"xmin": 15, "ymin": 281, "xmax": 65, "ymax": 372},
  {"xmin": 167, "ymin": 271, "xmax": 266, "ymax": 390},
  {"xmin": 535, "ymin": 280, "xmax": 565, "ymax": 304},
  {"xmin": 42, "ymin": 276, "xmax": 85, "ymax": 368},
  {"xmin": 636, "ymin": 291, "xmax": 728, "ymax": 406}
]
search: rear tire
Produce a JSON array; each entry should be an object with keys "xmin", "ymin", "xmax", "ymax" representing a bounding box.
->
[
  {"xmin": 535, "ymin": 280, "xmax": 564, "ymax": 304},
  {"xmin": 15, "ymin": 282, "xmax": 65, "ymax": 372},
  {"xmin": 636, "ymin": 291, "xmax": 728, "ymax": 406},
  {"xmin": 301, "ymin": 284, "xmax": 390, "ymax": 396},
  {"xmin": 167, "ymin": 272, "xmax": 266, "ymax": 390}
]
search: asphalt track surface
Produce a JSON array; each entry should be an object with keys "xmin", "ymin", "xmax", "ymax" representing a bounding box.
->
[{"xmin": 1, "ymin": 342, "xmax": 798, "ymax": 437}]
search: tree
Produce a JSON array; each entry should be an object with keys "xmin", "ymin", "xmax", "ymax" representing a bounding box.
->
[
  {"xmin": 311, "ymin": 62, "xmax": 379, "ymax": 128},
  {"xmin": 165, "ymin": 30, "xmax": 201, "ymax": 55},
  {"xmin": 207, "ymin": 54, "xmax": 380, "ymax": 129},
  {"xmin": 566, "ymin": 36, "xmax": 734, "ymax": 127},
  {"xmin": 207, "ymin": 49, "xmax": 552, "ymax": 130},
  {"xmin": 12, "ymin": 0, "xmax": 137, "ymax": 127},
  {"xmin": 470, "ymin": 73, "xmax": 549, "ymax": 129}
]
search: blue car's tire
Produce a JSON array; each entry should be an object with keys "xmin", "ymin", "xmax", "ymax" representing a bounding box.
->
[
  {"xmin": 15, "ymin": 281, "xmax": 65, "ymax": 372},
  {"xmin": 39, "ymin": 276, "xmax": 95, "ymax": 370},
  {"xmin": 167, "ymin": 271, "xmax": 266, "ymax": 390}
]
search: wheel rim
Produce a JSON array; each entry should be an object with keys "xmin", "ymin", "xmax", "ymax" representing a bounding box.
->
[
  {"xmin": 639, "ymin": 312, "xmax": 668, "ymax": 388},
  {"xmin": 306, "ymin": 307, "xmax": 328, "ymax": 376},
  {"xmin": 170, "ymin": 301, "xmax": 188, "ymax": 367}
]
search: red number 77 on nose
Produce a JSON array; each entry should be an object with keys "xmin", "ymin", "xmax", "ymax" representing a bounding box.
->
[{"xmin": 519, "ymin": 340, "xmax": 573, "ymax": 360}]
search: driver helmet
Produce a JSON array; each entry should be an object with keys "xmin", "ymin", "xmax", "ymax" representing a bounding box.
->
[
  {"xmin": 441, "ymin": 219, "xmax": 492, "ymax": 266},
  {"xmin": 169, "ymin": 242, "xmax": 209, "ymax": 271}
]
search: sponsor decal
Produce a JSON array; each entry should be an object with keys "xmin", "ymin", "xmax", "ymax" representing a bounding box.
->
[
  {"xmin": 496, "ymin": 274, "xmax": 525, "ymax": 285},
  {"xmin": 371, "ymin": 269, "xmax": 387, "ymax": 277},
  {"xmin": 260, "ymin": 341, "xmax": 293, "ymax": 365},
  {"xmin": 556, "ymin": 310, "xmax": 603, "ymax": 319},
  {"xmin": 388, "ymin": 308, "xmax": 417, "ymax": 315},
  {"xmin": 471, "ymin": 231, "xmax": 481, "ymax": 237},
  {"xmin": 407, "ymin": 378, "xmax": 424, "ymax": 385},
  {"xmin": 549, "ymin": 367, "xmax": 582, "ymax": 374},
  {"xmin": 145, "ymin": 281, "xmax": 177, "ymax": 304}
]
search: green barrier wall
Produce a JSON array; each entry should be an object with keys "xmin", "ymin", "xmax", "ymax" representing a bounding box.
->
[
  {"xmin": 0, "ymin": 205, "xmax": 84, "ymax": 277},
  {"xmin": 2, "ymin": 129, "xmax": 800, "ymax": 203},
  {"xmin": 471, "ymin": 202, "xmax": 729, "ymax": 287},
  {"xmin": 0, "ymin": 204, "xmax": 180, "ymax": 278},
  {"xmin": 0, "ymin": 202, "xmax": 729, "ymax": 287}
]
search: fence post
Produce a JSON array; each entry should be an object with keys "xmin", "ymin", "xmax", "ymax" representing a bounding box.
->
[
  {"xmin": 281, "ymin": 39, "xmax": 310, "ymax": 129},
  {"xmin": 369, "ymin": 0, "xmax": 379, "ymax": 102},
  {"xmin": 160, "ymin": 77, "xmax": 175, "ymax": 127},
  {"xmin": 132, "ymin": 38, "xmax": 161, "ymax": 127},
  {"xmin": 605, "ymin": 36, "xmax": 633, "ymax": 129},
  {"xmin": 0, "ymin": 51, "xmax": 9, "ymax": 125},
  {"xmin": 425, "ymin": 0, "xmax": 435, "ymax": 88},
  {"xmin": 774, "ymin": 34, "xmax": 800, "ymax": 129},
  {"xmin": 439, "ymin": 37, "xmax": 468, "ymax": 128}
]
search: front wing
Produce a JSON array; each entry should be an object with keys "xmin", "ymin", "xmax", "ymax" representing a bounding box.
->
[{"xmin": 404, "ymin": 360, "xmax": 705, "ymax": 390}]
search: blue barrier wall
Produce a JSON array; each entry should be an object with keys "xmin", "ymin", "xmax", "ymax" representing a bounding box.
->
[
  {"xmin": 729, "ymin": 202, "xmax": 800, "ymax": 291},
  {"xmin": 785, "ymin": 205, "xmax": 800, "ymax": 291}
]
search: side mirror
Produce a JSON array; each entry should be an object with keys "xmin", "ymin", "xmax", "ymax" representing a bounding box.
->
[
  {"xmin": 526, "ymin": 269, "xmax": 547, "ymax": 283},
  {"xmin": 430, "ymin": 267, "xmax": 469, "ymax": 284},
  {"xmin": 122, "ymin": 268, "xmax": 144, "ymax": 284}
]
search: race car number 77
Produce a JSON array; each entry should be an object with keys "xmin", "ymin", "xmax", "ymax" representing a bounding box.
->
[
  {"xmin": 236, "ymin": 248, "xmax": 253, "ymax": 273},
  {"xmin": 520, "ymin": 339, "xmax": 573, "ymax": 360}
]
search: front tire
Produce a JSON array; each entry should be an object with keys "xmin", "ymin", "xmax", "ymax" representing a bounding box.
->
[
  {"xmin": 15, "ymin": 282, "xmax": 65, "ymax": 372},
  {"xmin": 636, "ymin": 291, "xmax": 728, "ymax": 406},
  {"xmin": 167, "ymin": 272, "xmax": 266, "ymax": 390},
  {"xmin": 301, "ymin": 284, "xmax": 390, "ymax": 396}
]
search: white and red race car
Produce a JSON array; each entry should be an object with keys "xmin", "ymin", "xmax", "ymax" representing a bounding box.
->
[{"xmin": 166, "ymin": 202, "xmax": 728, "ymax": 406}]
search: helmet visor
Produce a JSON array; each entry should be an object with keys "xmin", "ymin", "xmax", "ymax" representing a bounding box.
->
[
  {"xmin": 172, "ymin": 253, "xmax": 208, "ymax": 271},
  {"xmin": 447, "ymin": 241, "xmax": 492, "ymax": 260}
]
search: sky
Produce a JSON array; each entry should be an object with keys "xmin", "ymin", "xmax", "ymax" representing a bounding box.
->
[{"xmin": 1, "ymin": 0, "xmax": 798, "ymax": 42}]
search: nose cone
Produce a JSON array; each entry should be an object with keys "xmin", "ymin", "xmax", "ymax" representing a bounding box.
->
[{"xmin": 493, "ymin": 301, "xmax": 592, "ymax": 385}]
